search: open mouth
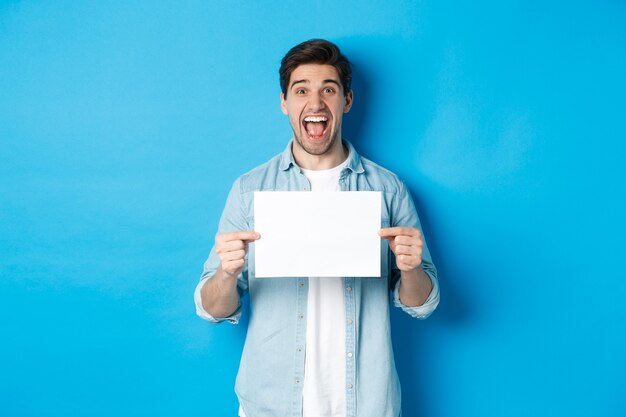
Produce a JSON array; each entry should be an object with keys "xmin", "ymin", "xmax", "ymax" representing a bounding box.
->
[{"xmin": 302, "ymin": 115, "xmax": 329, "ymax": 142}]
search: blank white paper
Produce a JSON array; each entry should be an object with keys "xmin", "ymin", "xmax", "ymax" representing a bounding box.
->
[{"xmin": 253, "ymin": 191, "xmax": 381, "ymax": 278}]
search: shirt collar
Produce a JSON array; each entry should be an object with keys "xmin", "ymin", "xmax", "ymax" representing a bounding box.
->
[{"xmin": 278, "ymin": 139, "xmax": 365, "ymax": 174}]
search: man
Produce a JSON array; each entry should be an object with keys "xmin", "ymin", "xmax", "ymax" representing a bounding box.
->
[{"xmin": 195, "ymin": 39, "xmax": 440, "ymax": 417}]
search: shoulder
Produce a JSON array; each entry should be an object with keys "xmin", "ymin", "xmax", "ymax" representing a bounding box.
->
[
  {"xmin": 232, "ymin": 152, "xmax": 285, "ymax": 194},
  {"xmin": 359, "ymin": 155, "xmax": 408, "ymax": 195}
]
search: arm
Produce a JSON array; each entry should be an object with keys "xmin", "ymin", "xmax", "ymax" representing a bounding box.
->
[
  {"xmin": 200, "ymin": 231, "xmax": 259, "ymax": 318},
  {"xmin": 399, "ymin": 268, "xmax": 433, "ymax": 308},
  {"xmin": 379, "ymin": 227, "xmax": 433, "ymax": 307},
  {"xmin": 195, "ymin": 177, "xmax": 256, "ymax": 323}
]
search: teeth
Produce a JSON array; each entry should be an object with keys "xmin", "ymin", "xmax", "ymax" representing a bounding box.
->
[{"xmin": 304, "ymin": 116, "xmax": 328, "ymax": 122}]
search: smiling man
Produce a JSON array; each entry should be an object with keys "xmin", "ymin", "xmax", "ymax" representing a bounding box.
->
[{"xmin": 195, "ymin": 39, "xmax": 440, "ymax": 417}]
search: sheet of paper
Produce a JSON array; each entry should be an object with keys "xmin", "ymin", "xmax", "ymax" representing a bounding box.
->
[{"xmin": 253, "ymin": 191, "xmax": 381, "ymax": 278}]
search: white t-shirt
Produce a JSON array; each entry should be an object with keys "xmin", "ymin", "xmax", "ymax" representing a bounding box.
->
[
  {"xmin": 300, "ymin": 160, "xmax": 348, "ymax": 417},
  {"xmin": 239, "ymin": 158, "xmax": 349, "ymax": 417}
]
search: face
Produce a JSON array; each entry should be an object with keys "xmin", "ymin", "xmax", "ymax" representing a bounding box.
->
[{"xmin": 281, "ymin": 64, "xmax": 353, "ymax": 159}]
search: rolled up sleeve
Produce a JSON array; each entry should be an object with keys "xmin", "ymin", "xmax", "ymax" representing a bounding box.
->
[
  {"xmin": 390, "ymin": 180, "xmax": 440, "ymax": 319},
  {"xmin": 194, "ymin": 277, "xmax": 243, "ymax": 324},
  {"xmin": 392, "ymin": 269, "xmax": 440, "ymax": 319},
  {"xmin": 194, "ymin": 177, "xmax": 249, "ymax": 325}
]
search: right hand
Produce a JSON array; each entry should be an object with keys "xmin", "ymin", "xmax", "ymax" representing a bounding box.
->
[{"xmin": 215, "ymin": 231, "xmax": 260, "ymax": 277}]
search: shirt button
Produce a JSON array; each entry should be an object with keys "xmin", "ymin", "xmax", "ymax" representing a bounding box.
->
[
  {"xmin": 347, "ymin": 319, "xmax": 353, "ymax": 325},
  {"xmin": 299, "ymin": 282, "xmax": 304, "ymax": 287},
  {"xmin": 296, "ymin": 379, "xmax": 301, "ymax": 384},
  {"xmin": 346, "ymin": 286, "xmax": 352, "ymax": 292},
  {"xmin": 347, "ymin": 383, "xmax": 353, "ymax": 390},
  {"xmin": 299, "ymin": 314, "xmax": 304, "ymax": 319},
  {"xmin": 347, "ymin": 352, "xmax": 353, "ymax": 358}
]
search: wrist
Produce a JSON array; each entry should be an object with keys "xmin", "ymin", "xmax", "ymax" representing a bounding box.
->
[{"xmin": 400, "ymin": 264, "xmax": 421, "ymax": 278}]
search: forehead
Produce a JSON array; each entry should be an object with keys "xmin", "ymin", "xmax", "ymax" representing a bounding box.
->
[{"xmin": 289, "ymin": 64, "xmax": 340, "ymax": 86}]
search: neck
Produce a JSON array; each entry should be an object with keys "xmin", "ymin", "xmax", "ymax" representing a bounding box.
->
[{"xmin": 292, "ymin": 138, "xmax": 348, "ymax": 170}]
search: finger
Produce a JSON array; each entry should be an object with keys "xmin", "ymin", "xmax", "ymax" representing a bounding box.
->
[
  {"xmin": 216, "ymin": 239, "xmax": 246, "ymax": 253},
  {"xmin": 396, "ymin": 254, "xmax": 414, "ymax": 265},
  {"xmin": 393, "ymin": 244, "xmax": 415, "ymax": 256},
  {"xmin": 379, "ymin": 227, "xmax": 420, "ymax": 238},
  {"xmin": 396, "ymin": 262, "xmax": 421, "ymax": 271},
  {"xmin": 222, "ymin": 259, "xmax": 245, "ymax": 275},
  {"xmin": 396, "ymin": 254, "xmax": 421, "ymax": 268},
  {"xmin": 396, "ymin": 253, "xmax": 415, "ymax": 263},
  {"xmin": 218, "ymin": 231, "xmax": 260, "ymax": 243},
  {"xmin": 220, "ymin": 249, "xmax": 246, "ymax": 262},
  {"xmin": 399, "ymin": 252, "xmax": 423, "ymax": 265},
  {"xmin": 393, "ymin": 235, "xmax": 423, "ymax": 247},
  {"xmin": 395, "ymin": 246, "xmax": 422, "ymax": 260}
]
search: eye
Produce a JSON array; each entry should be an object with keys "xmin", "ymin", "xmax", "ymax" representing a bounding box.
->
[
  {"xmin": 323, "ymin": 87, "xmax": 336, "ymax": 94},
  {"xmin": 295, "ymin": 88, "xmax": 307, "ymax": 95}
]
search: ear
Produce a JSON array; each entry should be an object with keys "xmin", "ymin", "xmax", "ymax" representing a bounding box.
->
[
  {"xmin": 343, "ymin": 90, "xmax": 353, "ymax": 113},
  {"xmin": 280, "ymin": 92, "xmax": 288, "ymax": 115}
]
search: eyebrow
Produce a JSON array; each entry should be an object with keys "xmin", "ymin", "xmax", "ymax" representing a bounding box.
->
[{"xmin": 290, "ymin": 79, "xmax": 341, "ymax": 89}]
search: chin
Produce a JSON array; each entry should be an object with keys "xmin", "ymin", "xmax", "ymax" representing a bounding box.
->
[{"xmin": 297, "ymin": 135, "xmax": 336, "ymax": 156}]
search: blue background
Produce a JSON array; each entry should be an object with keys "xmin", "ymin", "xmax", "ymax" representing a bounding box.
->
[{"xmin": 1, "ymin": 1, "xmax": 625, "ymax": 416}]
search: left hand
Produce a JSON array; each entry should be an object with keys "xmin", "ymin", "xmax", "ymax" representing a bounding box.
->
[{"xmin": 378, "ymin": 227, "xmax": 423, "ymax": 272}]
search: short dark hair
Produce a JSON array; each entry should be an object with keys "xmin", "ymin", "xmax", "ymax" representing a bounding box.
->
[{"xmin": 279, "ymin": 39, "xmax": 352, "ymax": 97}]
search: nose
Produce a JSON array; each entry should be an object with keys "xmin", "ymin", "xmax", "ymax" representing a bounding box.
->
[{"xmin": 307, "ymin": 92, "xmax": 325, "ymax": 112}]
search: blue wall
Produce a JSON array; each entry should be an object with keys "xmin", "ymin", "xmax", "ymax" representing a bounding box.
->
[{"xmin": 1, "ymin": 1, "xmax": 625, "ymax": 416}]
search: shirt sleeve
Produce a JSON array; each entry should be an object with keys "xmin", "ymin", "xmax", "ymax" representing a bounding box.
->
[
  {"xmin": 194, "ymin": 177, "xmax": 250, "ymax": 324},
  {"xmin": 389, "ymin": 180, "xmax": 440, "ymax": 319},
  {"xmin": 392, "ymin": 270, "xmax": 440, "ymax": 319},
  {"xmin": 194, "ymin": 276, "xmax": 243, "ymax": 324}
]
